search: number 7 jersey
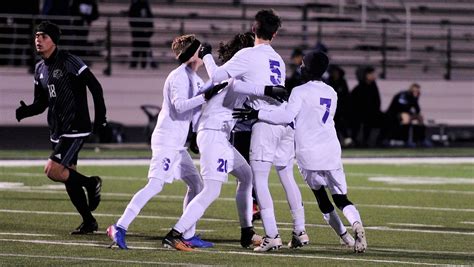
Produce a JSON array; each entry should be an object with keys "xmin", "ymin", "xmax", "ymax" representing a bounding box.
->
[{"xmin": 259, "ymin": 80, "xmax": 342, "ymax": 170}]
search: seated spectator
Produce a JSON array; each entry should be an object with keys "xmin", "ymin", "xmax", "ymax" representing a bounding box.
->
[
  {"xmin": 350, "ymin": 66, "xmax": 383, "ymax": 147},
  {"xmin": 325, "ymin": 64, "xmax": 352, "ymax": 147},
  {"xmin": 383, "ymin": 83, "xmax": 431, "ymax": 147}
]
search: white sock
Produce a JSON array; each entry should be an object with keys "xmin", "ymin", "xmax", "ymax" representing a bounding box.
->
[
  {"xmin": 342, "ymin": 204, "xmax": 362, "ymax": 226},
  {"xmin": 251, "ymin": 160, "xmax": 278, "ymax": 238},
  {"xmin": 276, "ymin": 163, "xmax": 305, "ymax": 233},
  {"xmin": 174, "ymin": 179, "xmax": 222, "ymax": 236},
  {"xmin": 231, "ymin": 162, "xmax": 253, "ymax": 228},
  {"xmin": 323, "ymin": 209, "xmax": 347, "ymax": 236},
  {"xmin": 117, "ymin": 178, "xmax": 164, "ymax": 230},
  {"xmin": 181, "ymin": 174, "xmax": 203, "ymax": 239}
]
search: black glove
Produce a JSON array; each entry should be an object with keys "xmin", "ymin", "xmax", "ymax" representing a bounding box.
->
[
  {"xmin": 232, "ymin": 107, "xmax": 259, "ymax": 121},
  {"xmin": 204, "ymin": 82, "xmax": 228, "ymax": 101},
  {"xmin": 93, "ymin": 118, "xmax": 108, "ymax": 135},
  {"xmin": 15, "ymin": 100, "xmax": 29, "ymax": 122},
  {"xmin": 198, "ymin": 43, "xmax": 212, "ymax": 59},
  {"xmin": 264, "ymin": 85, "xmax": 289, "ymax": 103}
]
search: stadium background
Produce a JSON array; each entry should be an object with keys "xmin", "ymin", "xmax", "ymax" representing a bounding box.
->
[{"xmin": 0, "ymin": 0, "xmax": 473, "ymax": 148}]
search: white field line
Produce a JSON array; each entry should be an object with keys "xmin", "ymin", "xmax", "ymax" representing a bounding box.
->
[
  {"xmin": 387, "ymin": 223, "xmax": 445, "ymax": 228},
  {"xmin": 460, "ymin": 221, "xmax": 474, "ymax": 225},
  {"xmin": 0, "ymin": 239, "xmax": 450, "ymax": 266},
  {"xmin": 1, "ymin": 157, "xmax": 473, "ymax": 167},
  {"xmin": 0, "ymin": 252, "xmax": 207, "ymax": 266},
  {"xmin": 0, "ymin": 232, "xmax": 55, "ymax": 237},
  {"xmin": 1, "ymin": 209, "xmax": 473, "ymax": 236}
]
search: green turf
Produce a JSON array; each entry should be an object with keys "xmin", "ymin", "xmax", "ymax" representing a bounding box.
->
[
  {"xmin": 0, "ymin": 147, "xmax": 473, "ymax": 159},
  {"xmin": 0, "ymin": 163, "xmax": 473, "ymax": 266}
]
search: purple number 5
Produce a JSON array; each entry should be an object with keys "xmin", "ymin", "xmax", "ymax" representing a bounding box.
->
[
  {"xmin": 269, "ymin": 59, "xmax": 281, "ymax": 85},
  {"xmin": 320, "ymin": 98, "xmax": 331, "ymax": 124}
]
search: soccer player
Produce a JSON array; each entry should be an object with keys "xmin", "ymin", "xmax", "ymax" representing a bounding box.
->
[
  {"xmin": 107, "ymin": 34, "xmax": 224, "ymax": 250},
  {"xmin": 199, "ymin": 9, "xmax": 306, "ymax": 252},
  {"xmin": 233, "ymin": 51, "xmax": 368, "ymax": 253},
  {"xmin": 162, "ymin": 32, "xmax": 267, "ymax": 251},
  {"xmin": 15, "ymin": 21, "xmax": 106, "ymax": 234}
]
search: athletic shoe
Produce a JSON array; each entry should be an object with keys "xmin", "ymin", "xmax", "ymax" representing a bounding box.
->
[
  {"xmin": 106, "ymin": 224, "xmax": 128, "ymax": 249},
  {"xmin": 253, "ymin": 235, "xmax": 282, "ymax": 252},
  {"xmin": 240, "ymin": 227, "xmax": 263, "ymax": 248},
  {"xmin": 184, "ymin": 235, "xmax": 214, "ymax": 248},
  {"xmin": 339, "ymin": 231, "xmax": 355, "ymax": 247},
  {"xmin": 162, "ymin": 229, "xmax": 194, "ymax": 251},
  {"xmin": 352, "ymin": 222, "xmax": 367, "ymax": 253},
  {"xmin": 288, "ymin": 231, "xmax": 309, "ymax": 249},
  {"xmin": 70, "ymin": 220, "xmax": 98, "ymax": 235},
  {"xmin": 87, "ymin": 176, "xmax": 102, "ymax": 211}
]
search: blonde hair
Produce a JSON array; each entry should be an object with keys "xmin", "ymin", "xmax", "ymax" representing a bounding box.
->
[{"xmin": 172, "ymin": 34, "xmax": 196, "ymax": 58}]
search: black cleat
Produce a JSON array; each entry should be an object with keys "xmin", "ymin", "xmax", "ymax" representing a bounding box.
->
[
  {"xmin": 240, "ymin": 227, "xmax": 263, "ymax": 248},
  {"xmin": 70, "ymin": 221, "xmax": 98, "ymax": 235},
  {"xmin": 162, "ymin": 229, "xmax": 194, "ymax": 251},
  {"xmin": 87, "ymin": 176, "xmax": 102, "ymax": 211}
]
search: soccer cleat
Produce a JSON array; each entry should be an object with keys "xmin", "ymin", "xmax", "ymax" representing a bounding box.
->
[
  {"xmin": 184, "ymin": 235, "xmax": 214, "ymax": 248},
  {"xmin": 253, "ymin": 235, "xmax": 282, "ymax": 252},
  {"xmin": 339, "ymin": 231, "xmax": 355, "ymax": 247},
  {"xmin": 87, "ymin": 176, "xmax": 102, "ymax": 211},
  {"xmin": 106, "ymin": 224, "xmax": 128, "ymax": 249},
  {"xmin": 288, "ymin": 231, "xmax": 309, "ymax": 249},
  {"xmin": 240, "ymin": 227, "xmax": 263, "ymax": 248},
  {"xmin": 162, "ymin": 229, "xmax": 194, "ymax": 251},
  {"xmin": 352, "ymin": 222, "xmax": 367, "ymax": 253},
  {"xmin": 70, "ymin": 220, "xmax": 98, "ymax": 235}
]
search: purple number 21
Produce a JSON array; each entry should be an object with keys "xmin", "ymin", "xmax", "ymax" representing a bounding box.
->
[{"xmin": 320, "ymin": 98, "xmax": 331, "ymax": 124}]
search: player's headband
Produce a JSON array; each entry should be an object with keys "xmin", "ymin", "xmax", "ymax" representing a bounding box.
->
[{"xmin": 178, "ymin": 39, "xmax": 201, "ymax": 63}]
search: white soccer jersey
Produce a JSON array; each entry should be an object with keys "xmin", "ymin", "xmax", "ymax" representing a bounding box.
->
[
  {"xmin": 207, "ymin": 44, "xmax": 286, "ymax": 111},
  {"xmin": 258, "ymin": 80, "xmax": 342, "ymax": 170},
  {"xmin": 151, "ymin": 64, "xmax": 206, "ymax": 149}
]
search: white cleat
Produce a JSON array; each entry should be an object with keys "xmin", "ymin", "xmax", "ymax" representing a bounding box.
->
[
  {"xmin": 288, "ymin": 231, "xmax": 309, "ymax": 248},
  {"xmin": 254, "ymin": 235, "xmax": 282, "ymax": 252},
  {"xmin": 339, "ymin": 231, "xmax": 355, "ymax": 248},
  {"xmin": 352, "ymin": 222, "xmax": 367, "ymax": 253}
]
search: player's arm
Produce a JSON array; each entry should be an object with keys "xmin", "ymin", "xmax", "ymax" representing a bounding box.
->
[
  {"xmin": 258, "ymin": 91, "xmax": 302, "ymax": 125},
  {"xmin": 202, "ymin": 48, "xmax": 249, "ymax": 83},
  {"xmin": 170, "ymin": 75, "xmax": 206, "ymax": 113},
  {"xmin": 80, "ymin": 68, "xmax": 107, "ymax": 132},
  {"xmin": 202, "ymin": 54, "xmax": 230, "ymax": 83},
  {"xmin": 233, "ymin": 80, "xmax": 288, "ymax": 102},
  {"xmin": 15, "ymin": 81, "xmax": 48, "ymax": 122}
]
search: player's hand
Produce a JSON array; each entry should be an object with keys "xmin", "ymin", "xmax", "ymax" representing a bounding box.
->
[
  {"xmin": 93, "ymin": 117, "xmax": 108, "ymax": 135},
  {"xmin": 204, "ymin": 82, "xmax": 228, "ymax": 101},
  {"xmin": 15, "ymin": 100, "xmax": 29, "ymax": 122},
  {"xmin": 232, "ymin": 107, "xmax": 259, "ymax": 121},
  {"xmin": 264, "ymin": 85, "xmax": 289, "ymax": 103},
  {"xmin": 198, "ymin": 43, "xmax": 212, "ymax": 59}
]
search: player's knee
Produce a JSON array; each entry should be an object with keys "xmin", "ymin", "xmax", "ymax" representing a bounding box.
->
[
  {"xmin": 312, "ymin": 187, "xmax": 334, "ymax": 214},
  {"xmin": 332, "ymin": 194, "xmax": 353, "ymax": 210},
  {"xmin": 44, "ymin": 162, "xmax": 68, "ymax": 182}
]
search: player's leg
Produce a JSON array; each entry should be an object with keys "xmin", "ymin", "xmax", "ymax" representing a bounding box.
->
[
  {"xmin": 163, "ymin": 179, "xmax": 223, "ymax": 251},
  {"xmin": 230, "ymin": 147, "xmax": 262, "ymax": 248},
  {"xmin": 45, "ymin": 137, "xmax": 101, "ymax": 234},
  {"xmin": 327, "ymin": 169, "xmax": 367, "ymax": 253},
  {"xmin": 178, "ymin": 151, "xmax": 213, "ymax": 248},
  {"xmin": 250, "ymin": 122, "xmax": 285, "ymax": 252}
]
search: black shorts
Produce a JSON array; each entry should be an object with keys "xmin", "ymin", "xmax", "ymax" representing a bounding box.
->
[{"xmin": 50, "ymin": 137, "xmax": 86, "ymax": 166}]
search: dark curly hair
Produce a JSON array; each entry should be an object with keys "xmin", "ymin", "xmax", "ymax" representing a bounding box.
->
[{"xmin": 217, "ymin": 32, "xmax": 254, "ymax": 63}]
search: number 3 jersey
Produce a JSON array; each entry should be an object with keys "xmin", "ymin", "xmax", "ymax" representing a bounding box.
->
[{"xmin": 258, "ymin": 81, "xmax": 342, "ymax": 170}]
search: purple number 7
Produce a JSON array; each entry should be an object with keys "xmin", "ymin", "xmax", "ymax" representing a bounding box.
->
[{"xmin": 320, "ymin": 98, "xmax": 331, "ymax": 124}]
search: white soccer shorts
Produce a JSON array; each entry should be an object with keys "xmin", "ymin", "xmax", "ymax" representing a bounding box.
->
[
  {"xmin": 148, "ymin": 148, "xmax": 200, "ymax": 184},
  {"xmin": 298, "ymin": 167, "xmax": 348, "ymax": 195},
  {"xmin": 197, "ymin": 128, "xmax": 248, "ymax": 182},
  {"xmin": 273, "ymin": 126, "xmax": 295, "ymax": 166},
  {"xmin": 250, "ymin": 121, "xmax": 293, "ymax": 163}
]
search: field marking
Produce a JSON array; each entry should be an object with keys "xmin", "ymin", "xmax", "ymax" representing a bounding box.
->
[
  {"xmin": 0, "ymin": 252, "xmax": 207, "ymax": 266},
  {"xmin": 387, "ymin": 223, "xmax": 445, "ymax": 228},
  {"xmin": 369, "ymin": 176, "xmax": 474, "ymax": 185},
  {"xmin": 0, "ymin": 239, "xmax": 451, "ymax": 266},
  {"xmin": 0, "ymin": 232, "xmax": 55, "ymax": 237},
  {"xmin": 0, "ymin": 209, "xmax": 473, "ymax": 237},
  {"xmin": 460, "ymin": 221, "xmax": 474, "ymax": 225},
  {"xmin": 1, "ymin": 157, "xmax": 473, "ymax": 167}
]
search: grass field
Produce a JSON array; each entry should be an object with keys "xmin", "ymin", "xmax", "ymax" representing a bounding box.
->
[{"xmin": 0, "ymin": 149, "xmax": 473, "ymax": 266}]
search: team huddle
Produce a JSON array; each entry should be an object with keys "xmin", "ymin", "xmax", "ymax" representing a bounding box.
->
[{"xmin": 16, "ymin": 9, "xmax": 367, "ymax": 254}]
